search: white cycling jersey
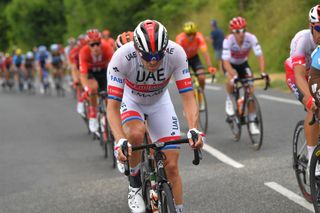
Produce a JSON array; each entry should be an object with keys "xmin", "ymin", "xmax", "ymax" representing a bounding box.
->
[
  {"xmin": 222, "ymin": 32, "xmax": 263, "ymax": 65},
  {"xmin": 107, "ymin": 40, "xmax": 192, "ymax": 105},
  {"xmin": 286, "ymin": 29, "xmax": 316, "ymax": 70}
]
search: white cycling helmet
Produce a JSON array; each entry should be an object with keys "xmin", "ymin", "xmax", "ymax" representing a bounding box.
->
[
  {"xmin": 309, "ymin": 5, "xmax": 320, "ymax": 24},
  {"xmin": 50, "ymin": 44, "xmax": 59, "ymax": 52},
  {"xmin": 26, "ymin": 51, "xmax": 34, "ymax": 59}
]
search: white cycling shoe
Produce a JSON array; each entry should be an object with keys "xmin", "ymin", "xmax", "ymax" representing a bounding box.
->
[
  {"xmin": 77, "ymin": 102, "xmax": 85, "ymax": 117},
  {"xmin": 225, "ymin": 99, "xmax": 235, "ymax": 116},
  {"xmin": 128, "ymin": 186, "xmax": 145, "ymax": 213},
  {"xmin": 89, "ymin": 118, "xmax": 99, "ymax": 133},
  {"xmin": 249, "ymin": 122, "xmax": 260, "ymax": 135}
]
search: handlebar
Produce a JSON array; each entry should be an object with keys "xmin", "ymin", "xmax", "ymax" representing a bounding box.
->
[
  {"xmin": 234, "ymin": 75, "xmax": 270, "ymax": 90},
  {"xmin": 121, "ymin": 136, "xmax": 202, "ymax": 176}
]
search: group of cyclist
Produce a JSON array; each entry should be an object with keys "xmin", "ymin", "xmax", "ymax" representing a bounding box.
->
[
  {"xmin": 0, "ymin": 43, "xmax": 66, "ymax": 94},
  {"xmin": 6, "ymin": 4, "xmax": 320, "ymax": 211}
]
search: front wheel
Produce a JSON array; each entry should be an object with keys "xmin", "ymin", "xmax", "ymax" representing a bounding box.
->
[
  {"xmin": 159, "ymin": 182, "xmax": 176, "ymax": 213},
  {"xmin": 310, "ymin": 145, "xmax": 320, "ymax": 212},
  {"xmin": 246, "ymin": 95, "xmax": 263, "ymax": 150},
  {"xmin": 293, "ymin": 120, "xmax": 312, "ymax": 203}
]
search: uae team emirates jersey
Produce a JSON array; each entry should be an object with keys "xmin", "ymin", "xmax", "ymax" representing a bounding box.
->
[{"xmin": 107, "ymin": 40, "xmax": 193, "ymax": 105}]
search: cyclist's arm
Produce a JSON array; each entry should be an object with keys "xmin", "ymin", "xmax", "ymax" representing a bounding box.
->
[
  {"xmin": 201, "ymin": 51, "xmax": 213, "ymax": 68},
  {"xmin": 223, "ymin": 60, "xmax": 237, "ymax": 77},
  {"xmin": 257, "ymin": 55, "xmax": 265, "ymax": 74},
  {"xmin": 294, "ymin": 64, "xmax": 312, "ymax": 105},
  {"xmin": 79, "ymin": 50, "xmax": 90, "ymax": 89},
  {"xmin": 106, "ymin": 100, "xmax": 126, "ymax": 141},
  {"xmin": 198, "ymin": 32, "xmax": 213, "ymax": 67},
  {"xmin": 181, "ymin": 90, "xmax": 198, "ymax": 129}
]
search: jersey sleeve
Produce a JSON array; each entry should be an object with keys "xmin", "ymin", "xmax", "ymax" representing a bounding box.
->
[
  {"xmin": 290, "ymin": 34, "xmax": 307, "ymax": 67},
  {"xmin": 221, "ymin": 36, "xmax": 231, "ymax": 61},
  {"xmin": 171, "ymin": 44, "xmax": 193, "ymax": 93},
  {"xmin": 79, "ymin": 48, "xmax": 89, "ymax": 74},
  {"xmin": 197, "ymin": 32, "xmax": 208, "ymax": 52},
  {"xmin": 250, "ymin": 34, "xmax": 263, "ymax": 56},
  {"xmin": 107, "ymin": 49, "xmax": 126, "ymax": 102}
]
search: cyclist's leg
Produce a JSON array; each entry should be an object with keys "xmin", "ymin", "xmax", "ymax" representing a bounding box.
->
[
  {"xmin": 145, "ymin": 92, "xmax": 183, "ymax": 209},
  {"xmin": 190, "ymin": 55, "xmax": 205, "ymax": 90},
  {"xmin": 285, "ymin": 60, "xmax": 319, "ymax": 159}
]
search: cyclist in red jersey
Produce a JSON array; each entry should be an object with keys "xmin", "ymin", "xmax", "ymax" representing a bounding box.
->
[
  {"xmin": 79, "ymin": 29, "xmax": 114, "ymax": 133},
  {"xmin": 69, "ymin": 34, "xmax": 87, "ymax": 116}
]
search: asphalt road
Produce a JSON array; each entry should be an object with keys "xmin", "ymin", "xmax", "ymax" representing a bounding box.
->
[{"xmin": 0, "ymin": 83, "xmax": 313, "ymax": 213}]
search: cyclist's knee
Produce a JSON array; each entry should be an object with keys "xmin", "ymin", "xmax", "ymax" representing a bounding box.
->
[
  {"xmin": 123, "ymin": 121, "xmax": 146, "ymax": 145},
  {"xmin": 165, "ymin": 160, "xmax": 179, "ymax": 179}
]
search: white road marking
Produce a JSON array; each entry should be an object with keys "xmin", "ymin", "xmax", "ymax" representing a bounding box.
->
[
  {"xmin": 264, "ymin": 182, "xmax": 314, "ymax": 212},
  {"xmin": 257, "ymin": 94, "xmax": 300, "ymax": 105},
  {"xmin": 206, "ymin": 85, "xmax": 222, "ymax": 91},
  {"xmin": 203, "ymin": 144, "xmax": 244, "ymax": 168}
]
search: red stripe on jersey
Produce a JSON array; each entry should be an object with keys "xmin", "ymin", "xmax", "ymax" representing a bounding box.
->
[
  {"xmin": 125, "ymin": 78, "xmax": 170, "ymax": 92},
  {"xmin": 144, "ymin": 22, "xmax": 156, "ymax": 53},
  {"xmin": 121, "ymin": 110, "xmax": 142, "ymax": 121},
  {"xmin": 175, "ymin": 78, "xmax": 192, "ymax": 90},
  {"xmin": 292, "ymin": 56, "xmax": 306, "ymax": 67},
  {"xmin": 157, "ymin": 136, "xmax": 181, "ymax": 142},
  {"xmin": 107, "ymin": 85, "xmax": 123, "ymax": 98}
]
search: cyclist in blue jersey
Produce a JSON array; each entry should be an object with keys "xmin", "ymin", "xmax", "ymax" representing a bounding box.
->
[{"xmin": 36, "ymin": 45, "xmax": 50, "ymax": 94}]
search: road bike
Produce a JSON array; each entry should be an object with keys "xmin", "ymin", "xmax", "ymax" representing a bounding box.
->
[
  {"xmin": 122, "ymin": 130, "xmax": 202, "ymax": 212},
  {"xmin": 96, "ymin": 91, "xmax": 116, "ymax": 168},
  {"xmin": 226, "ymin": 76, "xmax": 269, "ymax": 150}
]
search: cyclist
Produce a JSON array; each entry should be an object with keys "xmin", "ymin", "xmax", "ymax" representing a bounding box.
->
[
  {"xmin": 69, "ymin": 34, "xmax": 87, "ymax": 116},
  {"xmin": 222, "ymin": 16, "xmax": 268, "ymax": 134},
  {"xmin": 176, "ymin": 21, "xmax": 216, "ymax": 110},
  {"xmin": 79, "ymin": 29, "xmax": 114, "ymax": 133},
  {"xmin": 286, "ymin": 5, "xmax": 320, "ymax": 172},
  {"xmin": 102, "ymin": 29, "xmax": 115, "ymax": 49},
  {"xmin": 13, "ymin": 48, "xmax": 25, "ymax": 91},
  {"xmin": 115, "ymin": 31, "xmax": 134, "ymax": 49},
  {"xmin": 24, "ymin": 51, "xmax": 36, "ymax": 90},
  {"xmin": 107, "ymin": 20, "xmax": 204, "ymax": 213},
  {"xmin": 0, "ymin": 52, "xmax": 7, "ymax": 88},
  {"xmin": 49, "ymin": 43, "xmax": 65, "ymax": 91},
  {"xmin": 4, "ymin": 53, "xmax": 13, "ymax": 89},
  {"xmin": 36, "ymin": 45, "xmax": 50, "ymax": 94}
]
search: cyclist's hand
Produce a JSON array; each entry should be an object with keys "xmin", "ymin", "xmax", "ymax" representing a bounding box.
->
[
  {"xmin": 187, "ymin": 128, "xmax": 205, "ymax": 149},
  {"xmin": 208, "ymin": 66, "xmax": 217, "ymax": 74},
  {"xmin": 114, "ymin": 138, "xmax": 132, "ymax": 163},
  {"xmin": 306, "ymin": 96, "xmax": 317, "ymax": 112},
  {"xmin": 82, "ymin": 86, "xmax": 92, "ymax": 100},
  {"xmin": 230, "ymin": 75, "xmax": 238, "ymax": 85}
]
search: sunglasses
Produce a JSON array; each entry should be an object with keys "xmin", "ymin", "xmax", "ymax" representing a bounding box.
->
[
  {"xmin": 89, "ymin": 42, "xmax": 101, "ymax": 47},
  {"xmin": 232, "ymin": 28, "xmax": 246, "ymax": 34},
  {"xmin": 314, "ymin": 25, "xmax": 320, "ymax": 32},
  {"xmin": 139, "ymin": 51, "xmax": 165, "ymax": 62}
]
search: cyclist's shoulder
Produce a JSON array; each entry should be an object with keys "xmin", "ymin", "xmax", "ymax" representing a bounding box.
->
[
  {"xmin": 291, "ymin": 29, "xmax": 311, "ymax": 43},
  {"xmin": 166, "ymin": 40, "xmax": 186, "ymax": 56}
]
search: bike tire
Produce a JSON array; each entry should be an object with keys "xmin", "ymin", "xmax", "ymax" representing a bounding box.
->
[
  {"xmin": 195, "ymin": 88, "xmax": 208, "ymax": 134},
  {"xmin": 246, "ymin": 95, "xmax": 263, "ymax": 150},
  {"xmin": 226, "ymin": 113, "xmax": 242, "ymax": 142},
  {"xmin": 293, "ymin": 120, "xmax": 312, "ymax": 203},
  {"xmin": 310, "ymin": 145, "xmax": 320, "ymax": 212},
  {"xmin": 159, "ymin": 182, "xmax": 176, "ymax": 213}
]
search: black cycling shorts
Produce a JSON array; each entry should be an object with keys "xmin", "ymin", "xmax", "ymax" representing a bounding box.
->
[
  {"xmin": 88, "ymin": 70, "xmax": 107, "ymax": 92},
  {"xmin": 231, "ymin": 61, "xmax": 253, "ymax": 79},
  {"xmin": 188, "ymin": 54, "xmax": 204, "ymax": 72}
]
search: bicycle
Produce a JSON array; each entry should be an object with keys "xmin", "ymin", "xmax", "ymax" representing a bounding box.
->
[
  {"xmin": 121, "ymin": 130, "xmax": 202, "ymax": 213},
  {"xmin": 54, "ymin": 75, "xmax": 65, "ymax": 97},
  {"xmin": 293, "ymin": 116, "xmax": 313, "ymax": 203},
  {"xmin": 96, "ymin": 91, "xmax": 116, "ymax": 168},
  {"xmin": 308, "ymin": 110, "xmax": 320, "ymax": 210},
  {"xmin": 226, "ymin": 76, "xmax": 269, "ymax": 150},
  {"xmin": 191, "ymin": 72, "xmax": 214, "ymax": 134}
]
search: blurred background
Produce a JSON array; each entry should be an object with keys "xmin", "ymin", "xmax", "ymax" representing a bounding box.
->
[{"xmin": 0, "ymin": 0, "xmax": 317, "ymax": 75}]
